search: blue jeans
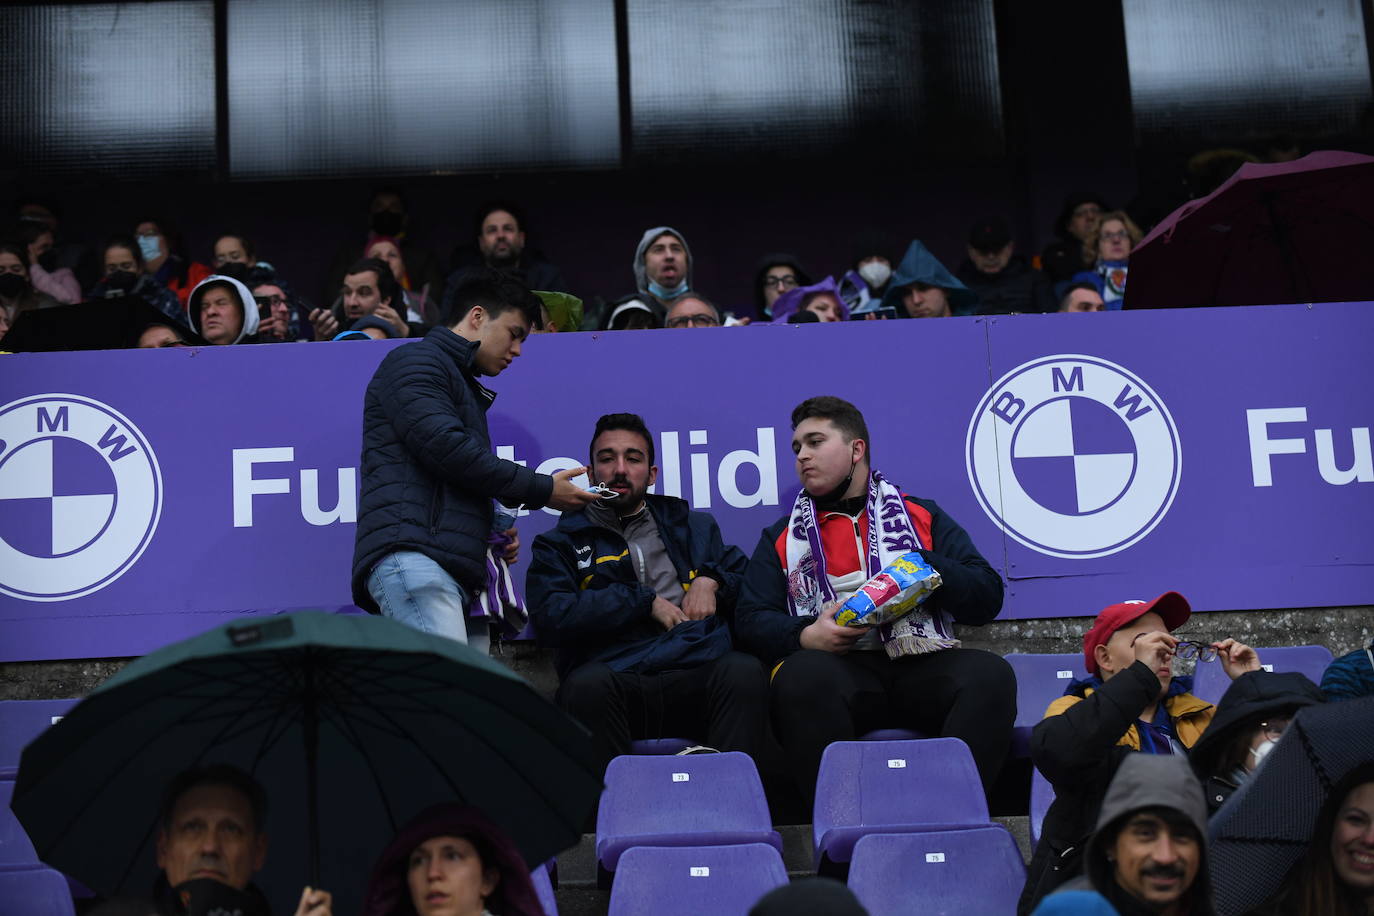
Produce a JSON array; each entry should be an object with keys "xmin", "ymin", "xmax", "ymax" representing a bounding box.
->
[{"xmin": 367, "ymin": 550, "xmax": 481, "ymax": 646}]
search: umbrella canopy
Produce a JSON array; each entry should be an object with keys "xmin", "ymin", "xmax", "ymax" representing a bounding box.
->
[
  {"xmin": 2, "ymin": 298, "xmax": 208, "ymax": 351},
  {"xmin": 1127, "ymin": 150, "xmax": 1374, "ymax": 309},
  {"xmin": 1207, "ymin": 695, "xmax": 1374, "ymax": 916},
  {"xmin": 11, "ymin": 611, "xmax": 601, "ymax": 911}
]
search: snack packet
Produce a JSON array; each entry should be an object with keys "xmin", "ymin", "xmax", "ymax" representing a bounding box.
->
[{"xmin": 835, "ymin": 552, "xmax": 942, "ymax": 628}]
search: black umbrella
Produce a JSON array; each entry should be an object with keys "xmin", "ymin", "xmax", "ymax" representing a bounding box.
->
[
  {"xmin": 11, "ymin": 611, "xmax": 602, "ymax": 911},
  {"xmin": 2, "ymin": 297, "xmax": 207, "ymax": 351},
  {"xmin": 1208, "ymin": 695, "xmax": 1374, "ymax": 916}
]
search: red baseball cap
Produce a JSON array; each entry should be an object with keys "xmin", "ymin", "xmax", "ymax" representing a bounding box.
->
[{"xmin": 1082, "ymin": 591, "xmax": 1191, "ymax": 675}]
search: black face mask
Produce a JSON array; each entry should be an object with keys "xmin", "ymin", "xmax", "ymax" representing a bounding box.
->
[
  {"xmin": 0, "ymin": 274, "xmax": 28, "ymax": 299},
  {"xmin": 36, "ymin": 250, "xmax": 59, "ymax": 273},
  {"xmin": 104, "ymin": 270, "xmax": 139, "ymax": 295},
  {"xmin": 370, "ymin": 211, "xmax": 404, "ymax": 236}
]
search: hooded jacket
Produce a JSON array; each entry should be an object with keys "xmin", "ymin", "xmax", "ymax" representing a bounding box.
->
[
  {"xmin": 1021, "ymin": 663, "xmax": 1215, "ymax": 913},
  {"xmin": 527, "ymin": 493, "xmax": 748, "ymax": 679},
  {"xmin": 362, "ymin": 803, "xmax": 543, "ymax": 916},
  {"xmin": 1060, "ymin": 754, "xmax": 1214, "ymax": 916},
  {"xmin": 878, "ymin": 240, "xmax": 979, "ymax": 317},
  {"xmin": 350, "ymin": 327, "xmax": 554, "ymax": 610},
  {"xmin": 1188, "ymin": 671, "xmax": 1324, "ymax": 815},
  {"xmin": 1321, "ymin": 639, "xmax": 1374, "ymax": 701},
  {"xmin": 187, "ymin": 274, "xmax": 260, "ymax": 345},
  {"xmin": 768, "ymin": 275, "xmax": 849, "ymax": 323},
  {"xmin": 632, "ymin": 226, "xmax": 694, "ymax": 311}
]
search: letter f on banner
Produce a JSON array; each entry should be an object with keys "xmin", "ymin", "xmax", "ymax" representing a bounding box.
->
[
  {"xmin": 232, "ymin": 447, "xmax": 294, "ymax": 526},
  {"xmin": 1248, "ymin": 408, "xmax": 1307, "ymax": 486}
]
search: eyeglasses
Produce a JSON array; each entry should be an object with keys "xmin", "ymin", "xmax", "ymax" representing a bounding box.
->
[
  {"xmin": 1173, "ymin": 640, "xmax": 1218, "ymax": 662},
  {"xmin": 254, "ymin": 294, "xmax": 288, "ymax": 307},
  {"xmin": 666, "ymin": 314, "xmax": 720, "ymax": 328},
  {"xmin": 1100, "ymin": 230, "xmax": 1129, "ymax": 242},
  {"xmin": 763, "ymin": 275, "xmax": 799, "ymax": 289}
]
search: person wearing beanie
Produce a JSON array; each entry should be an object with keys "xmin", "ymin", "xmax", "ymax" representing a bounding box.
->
[{"xmin": 1020, "ymin": 592, "xmax": 1260, "ymax": 913}]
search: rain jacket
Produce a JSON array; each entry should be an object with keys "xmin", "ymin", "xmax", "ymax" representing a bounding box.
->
[
  {"xmin": 956, "ymin": 254, "xmax": 1057, "ymax": 314},
  {"xmin": 1049, "ymin": 754, "xmax": 1215, "ymax": 916},
  {"xmin": 632, "ymin": 226, "xmax": 694, "ymax": 313},
  {"xmin": 878, "ymin": 240, "xmax": 979, "ymax": 317},
  {"xmin": 768, "ymin": 275, "xmax": 848, "ymax": 323},
  {"xmin": 1321, "ymin": 639, "xmax": 1374, "ymax": 701},
  {"xmin": 350, "ymin": 328, "xmax": 554, "ymax": 611},
  {"xmin": 1021, "ymin": 664, "xmax": 1215, "ymax": 913},
  {"xmin": 527, "ymin": 493, "xmax": 748, "ymax": 679},
  {"xmin": 734, "ymin": 492, "xmax": 1003, "ymax": 667},
  {"xmin": 1188, "ymin": 671, "xmax": 1323, "ymax": 816},
  {"xmin": 187, "ymin": 274, "xmax": 260, "ymax": 345}
]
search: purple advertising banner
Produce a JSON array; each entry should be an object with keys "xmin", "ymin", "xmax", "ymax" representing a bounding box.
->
[{"xmin": 1, "ymin": 303, "xmax": 1371, "ymax": 662}]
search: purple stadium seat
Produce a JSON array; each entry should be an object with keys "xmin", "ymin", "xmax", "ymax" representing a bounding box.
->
[
  {"xmin": 607, "ymin": 843, "xmax": 788, "ymax": 916},
  {"xmin": 595, "ymin": 752, "xmax": 782, "ymax": 884},
  {"xmin": 629, "ymin": 738, "xmax": 695, "ymax": 755},
  {"xmin": 1030, "ymin": 763, "xmax": 1054, "ymax": 848},
  {"xmin": 859, "ymin": 728, "xmax": 925, "ymax": 741},
  {"xmin": 1191, "ymin": 645, "xmax": 1334, "ymax": 705},
  {"xmin": 1004, "ymin": 654, "xmax": 1088, "ymax": 758},
  {"xmin": 0, "ymin": 866, "xmax": 77, "ymax": 916},
  {"xmin": 847, "ymin": 827, "xmax": 1026, "ymax": 915},
  {"xmin": 530, "ymin": 862, "xmax": 558, "ymax": 916},
  {"xmin": 0, "ymin": 699, "xmax": 79, "ymax": 769},
  {"xmin": 813, "ymin": 738, "xmax": 989, "ymax": 872}
]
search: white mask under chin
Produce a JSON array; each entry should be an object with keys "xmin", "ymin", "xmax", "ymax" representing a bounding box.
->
[{"xmin": 1248, "ymin": 737, "xmax": 1278, "ymax": 769}]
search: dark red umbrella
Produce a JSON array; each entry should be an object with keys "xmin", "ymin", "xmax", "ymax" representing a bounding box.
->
[{"xmin": 1126, "ymin": 150, "xmax": 1374, "ymax": 309}]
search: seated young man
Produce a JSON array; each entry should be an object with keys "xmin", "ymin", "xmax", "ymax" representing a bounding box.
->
[
  {"xmin": 526, "ymin": 412, "xmax": 769, "ymax": 775},
  {"xmin": 1020, "ymin": 592, "xmax": 1259, "ymax": 913},
  {"xmin": 735, "ymin": 396, "xmax": 1014, "ymax": 803}
]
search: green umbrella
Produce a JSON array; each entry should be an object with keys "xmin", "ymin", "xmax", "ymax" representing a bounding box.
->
[{"xmin": 11, "ymin": 611, "xmax": 601, "ymax": 909}]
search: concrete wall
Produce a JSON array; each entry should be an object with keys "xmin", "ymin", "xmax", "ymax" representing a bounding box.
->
[{"xmin": 3, "ymin": 605, "xmax": 1368, "ymax": 703}]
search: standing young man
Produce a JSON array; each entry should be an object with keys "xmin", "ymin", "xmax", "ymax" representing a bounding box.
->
[{"xmin": 351, "ymin": 272, "xmax": 597, "ymax": 646}]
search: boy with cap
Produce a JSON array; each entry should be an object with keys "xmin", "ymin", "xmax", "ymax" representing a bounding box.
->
[{"xmin": 1018, "ymin": 592, "xmax": 1260, "ymax": 914}]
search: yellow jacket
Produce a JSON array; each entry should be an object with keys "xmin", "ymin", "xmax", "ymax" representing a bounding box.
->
[{"xmin": 1045, "ymin": 687, "xmax": 1215, "ymax": 750}]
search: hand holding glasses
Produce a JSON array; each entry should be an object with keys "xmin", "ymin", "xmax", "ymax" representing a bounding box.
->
[{"xmin": 1172, "ymin": 639, "xmax": 1218, "ymax": 663}]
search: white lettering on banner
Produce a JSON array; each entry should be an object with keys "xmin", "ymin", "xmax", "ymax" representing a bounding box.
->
[
  {"xmin": 232, "ymin": 448, "xmax": 293, "ymax": 527},
  {"xmin": 300, "ymin": 468, "xmax": 358, "ymax": 526},
  {"xmin": 1247, "ymin": 408, "xmax": 1373, "ymax": 487}
]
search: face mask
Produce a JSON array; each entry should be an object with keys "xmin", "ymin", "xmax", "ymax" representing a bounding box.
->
[
  {"xmin": 104, "ymin": 270, "xmax": 139, "ymax": 295},
  {"xmin": 647, "ymin": 278, "xmax": 688, "ymax": 300},
  {"xmin": 858, "ymin": 261, "xmax": 892, "ymax": 288},
  {"xmin": 0, "ymin": 274, "xmax": 28, "ymax": 299},
  {"xmin": 138, "ymin": 235, "xmax": 163, "ymax": 262},
  {"xmin": 1248, "ymin": 737, "xmax": 1277, "ymax": 769},
  {"xmin": 371, "ymin": 211, "xmax": 404, "ymax": 236},
  {"xmin": 36, "ymin": 250, "xmax": 58, "ymax": 273}
]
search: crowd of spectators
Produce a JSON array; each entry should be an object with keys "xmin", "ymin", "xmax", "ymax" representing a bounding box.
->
[{"xmin": 0, "ymin": 187, "xmax": 1149, "ymax": 351}]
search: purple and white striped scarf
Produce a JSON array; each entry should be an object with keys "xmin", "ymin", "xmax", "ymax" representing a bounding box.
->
[
  {"xmin": 785, "ymin": 470, "xmax": 958, "ymax": 658},
  {"xmin": 470, "ymin": 530, "xmax": 529, "ymax": 637}
]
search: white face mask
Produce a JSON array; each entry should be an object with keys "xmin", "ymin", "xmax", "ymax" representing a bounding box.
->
[
  {"xmin": 1248, "ymin": 737, "xmax": 1278, "ymax": 769},
  {"xmin": 858, "ymin": 261, "xmax": 892, "ymax": 288}
]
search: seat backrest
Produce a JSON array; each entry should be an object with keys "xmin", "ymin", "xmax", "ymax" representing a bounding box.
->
[
  {"xmin": 607, "ymin": 843, "xmax": 788, "ymax": 916},
  {"xmin": 1191, "ymin": 645, "xmax": 1335, "ymax": 705},
  {"xmin": 1, "ymin": 774, "xmax": 40, "ymax": 866},
  {"xmin": 1030, "ymin": 764, "xmax": 1055, "ymax": 848},
  {"xmin": 628, "ymin": 738, "xmax": 695, "ymax": 755},
  {"xmin": 530, "ymin": 862, "xmax": 558, "ymax": 916},
  {"xmin": 813, "ymin": 738, "xmax": 988, "ymax": 850},
  {"xmin": 1004, "ymin": 654, "xmax": 1088, "ymax": 726},
  {"xmin": 597, "ymin": 752, "xmax": 772, "ymax": 840},
  {"xmin": 847, "ymin": 827, "xmax": 1026, "ymax": 916},
  {"xmin": 0, "ymin": 699, "xmax": 79, "ymax": 770},
  {"xmin": 0, "ymin": 865, "xmax": 76, "ymax": 916}
]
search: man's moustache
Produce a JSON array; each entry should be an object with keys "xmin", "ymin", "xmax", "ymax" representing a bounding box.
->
[{"xmin": 1140, "ymin": 863, "xmax": 1186, "ymax": 881}]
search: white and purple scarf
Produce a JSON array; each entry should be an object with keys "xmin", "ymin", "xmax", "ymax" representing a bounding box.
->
[
  {"xmin": 785, "ymin": 470, "xmax": 959, "ymax": 659},
  {"xmin": 470, "ymin": 530, "xmax": 529, "ymax": 638}
]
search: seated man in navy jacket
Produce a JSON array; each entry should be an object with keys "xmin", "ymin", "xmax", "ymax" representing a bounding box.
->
[
  {"xmin": 735, "ymin": 396, "xmax": 1014, "ymax": 804},
  {"xmin": 527, "ymin": 412, "xmax": 770, "ymax": 775}
]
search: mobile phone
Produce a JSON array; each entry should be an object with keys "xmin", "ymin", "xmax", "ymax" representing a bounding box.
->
[{"xmin": 254, "ymin": 296, "xmax": 273, "ymax": 319}]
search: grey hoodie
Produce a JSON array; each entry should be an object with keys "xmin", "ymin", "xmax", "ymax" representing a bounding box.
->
[
  {"xmin": 1063, "ymin": 754, "xmax": 1215, "ymax": 916},
  {"xmin": 187, "ymin": 274, "xmax": 261, "ymax": 345},
  {"xmin": 632, "ymin": 226, "xmax": 694, "ymax": 309}
]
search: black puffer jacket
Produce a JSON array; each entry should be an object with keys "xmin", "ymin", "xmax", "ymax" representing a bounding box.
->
[{"xmin": 350, "ymin": 327, "xmax": 553, "ymax": 610}]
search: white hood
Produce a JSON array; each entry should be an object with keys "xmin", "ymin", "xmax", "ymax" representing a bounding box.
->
[{"xmin": 187, "ymin": 274, "xmax": 261, "ymax": 345}]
